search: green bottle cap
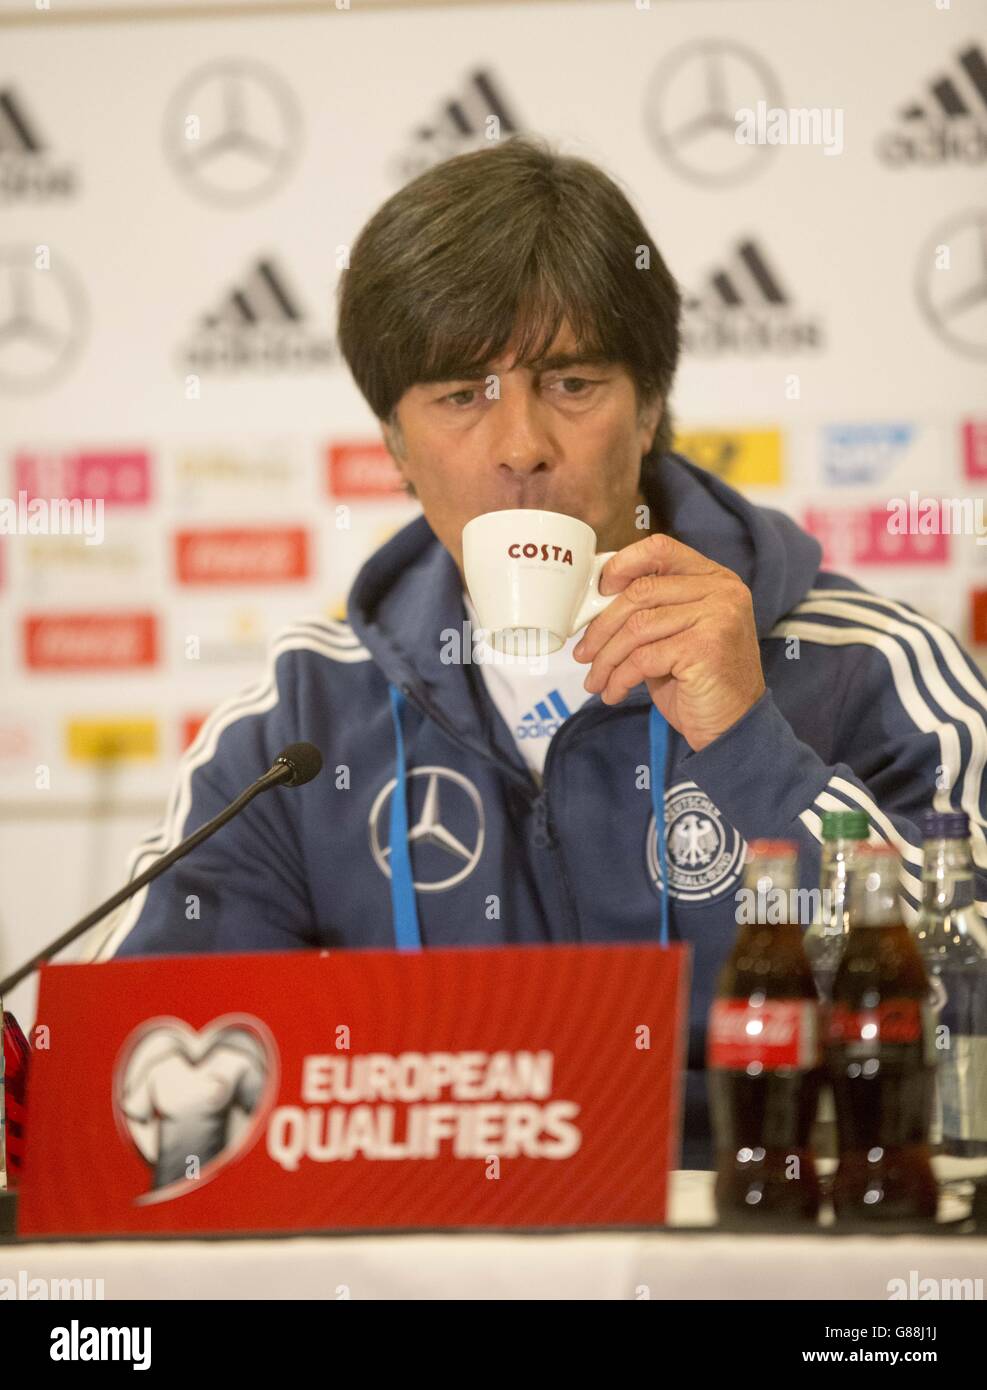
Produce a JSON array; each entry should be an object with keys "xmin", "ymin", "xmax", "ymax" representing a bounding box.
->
[{"xmin": 821, "ymin": 810, "xmax": 870, "ymax": 840}]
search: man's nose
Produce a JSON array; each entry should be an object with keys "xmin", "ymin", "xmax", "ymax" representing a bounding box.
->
[{"xmin": 492, "ymin": 386, "xmax": 555, "ymax": 477}]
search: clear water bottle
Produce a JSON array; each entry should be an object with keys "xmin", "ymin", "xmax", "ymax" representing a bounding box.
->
[
  {"xmin": 803, "ymin": 810, "xmax": 870, "ymax": 1003},
  {"xmin": 912, "ymin": 810, "xmax": 987, "ymax": 1158},
  {"xmin": 804, "ymin": 811, "xmax": 870, "ymax": 1161}
]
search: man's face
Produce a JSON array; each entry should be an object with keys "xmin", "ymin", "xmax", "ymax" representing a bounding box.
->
[{"xmin": 382, "ymin": 322, "xmax": 662, "ymax": 576}]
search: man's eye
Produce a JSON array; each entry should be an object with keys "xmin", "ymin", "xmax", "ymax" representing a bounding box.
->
[{"xmin": 440, "ymin": 378, "xmax": 597, "ymax": 406}]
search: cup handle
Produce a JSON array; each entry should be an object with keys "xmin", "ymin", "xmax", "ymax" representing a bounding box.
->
[{"xmin": 570, "ymin": 551, "xmax": 617, "ymax": 635}]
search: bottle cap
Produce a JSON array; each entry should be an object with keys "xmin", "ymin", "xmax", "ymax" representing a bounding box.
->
[
  {"xmin": 919, "ymin": 809, "xmax": 970, "ymax": 840},
  {"xmin": 820, "ymin": 810, "xmax": 870, "ymax": 840}
]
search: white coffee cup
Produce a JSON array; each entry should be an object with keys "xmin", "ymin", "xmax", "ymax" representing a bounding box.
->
[{"xmin": 462, "ymin": 508, "xmax": 617, "ymax": 656}]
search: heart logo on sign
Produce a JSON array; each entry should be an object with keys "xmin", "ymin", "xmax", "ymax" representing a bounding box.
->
[{"xmin": 111, "ymin": 1014, "xmax": 280, "ymax": 1205}]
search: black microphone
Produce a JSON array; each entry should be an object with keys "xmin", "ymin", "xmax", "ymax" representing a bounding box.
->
[
  {"xmin": 0, "ymin": 742, "xmax": 324, "ymax": 995},
  {"xmin": 271, "ymin": 741, "xmax": 323, "ymax": 788}
]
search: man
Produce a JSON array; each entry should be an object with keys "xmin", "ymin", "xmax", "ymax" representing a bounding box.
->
[{"xmin": 97, "ymin": 136, "xmax": 987, "ymax": 1168}]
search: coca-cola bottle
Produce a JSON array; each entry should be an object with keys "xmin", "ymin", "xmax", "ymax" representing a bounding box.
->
[
  {"xmin": 707, "ymin": 840, "xmax": 822, "ymax": 1227},
  {"xmin": 1, "ymin": 1009, "xmax": 30, "ymax": 1190},
  {"xmin": 828, "ymin": 842, "xmax": 938, "ymax": 1225}
]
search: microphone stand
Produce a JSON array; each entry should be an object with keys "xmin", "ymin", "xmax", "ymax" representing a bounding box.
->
[
  {"xmin": 0, "ymin": 758, "xmax": 295, "ymax": 997},
  {"xmin": 0, "ymin": 745, "xmax": 321, "ymax": 1230}
]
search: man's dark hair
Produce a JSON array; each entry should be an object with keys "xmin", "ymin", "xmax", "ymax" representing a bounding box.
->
[{"xmin": 336, "ymin": 134, "xmax": 682, "ymax": 490}]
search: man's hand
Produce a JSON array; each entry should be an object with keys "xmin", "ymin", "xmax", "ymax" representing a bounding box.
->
[{"xmin": 572, "ymin": 533, "xmax": 766, "ymax": 753}]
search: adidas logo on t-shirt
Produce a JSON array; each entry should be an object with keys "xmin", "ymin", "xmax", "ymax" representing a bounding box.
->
[{"xmin": 517, "ymin": 689, "xmax": 572, "ymax": 739}]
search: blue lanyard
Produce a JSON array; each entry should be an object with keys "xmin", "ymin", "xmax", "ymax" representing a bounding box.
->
[
  {"xmin": 387, "ymin": 685, "xmax": 423, "ymax": 950},
  {"xmin": 649, "ymin": 705, "xmax": 671, "ymax": 947}
]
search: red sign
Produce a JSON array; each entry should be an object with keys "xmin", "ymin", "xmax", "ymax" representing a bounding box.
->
[
  {"xmin": 175, "ymin": 528, "xmax": 309, "ymax": 584},
  {"xmin": 18, "ymin": 944, "xmax": 688, "ymax": 1236},
  {"xmin": 805, "ymin": 506, "xmax": 949, "ymax": 567},
  {"xmin": 14, "ymin": 450, "xmax": 151, "ymax": 505},
  {"xmin": 180, "ymin": 714, "xmax": 206, "ymax": 750},
  {"xmin": 24, "ymin": 614, "xmax": 157, "ymax": 670},
  {"xmin": 327, "ymin": 441, "xmax": 405, "ymax": 498},
  {"xmin": 963, "ymin": 421, "xmax": 987, "ymax": 480},
  {"xmin": 0, "ymin": 720, "xmax": 33, "ymax": 760},
  {"xmin": 707, "ymin": 999, "xmax": 819, "ymax": 1070},
  {"xmin": 826, "ymin": 999, "xmax": 928, "ymax": 1046},
  {"xmin": 972, "ymin": 589, "xmax": 987, "ymax": 646}
]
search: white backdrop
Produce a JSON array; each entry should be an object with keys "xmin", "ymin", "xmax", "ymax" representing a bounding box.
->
[{"xmin": 1, "ymin": 0, "xmax": 986, "ymax": 1023}]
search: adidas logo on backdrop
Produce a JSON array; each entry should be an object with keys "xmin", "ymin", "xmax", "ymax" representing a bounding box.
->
[
  {"xmin": 175, "ymin": 256, "xmax": 336, "ymax": 375},
  {"xmin": 682, "ymin": 238, "xmax": 824, "ymax": 355},
  {"xmin": 878, "ymin": 41, "xmax": 987, "ymax": 165}
]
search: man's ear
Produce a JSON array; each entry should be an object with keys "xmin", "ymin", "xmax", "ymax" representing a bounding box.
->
[
  {"xmin": 381, "ymin": 416, "xmax": 417, "ymax": 499},
  {"xmin": 381, "ymin": 419, "xmax": 404, "ymax": 471},
  {"xmin": 639, "ymin": 395, "xmax": 662, "ymax": 455}
]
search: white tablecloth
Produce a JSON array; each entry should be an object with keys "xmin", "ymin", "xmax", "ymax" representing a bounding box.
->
[{"xmin": 2, "ymin": 1170, "xmax": 985, "ymax": 1300}]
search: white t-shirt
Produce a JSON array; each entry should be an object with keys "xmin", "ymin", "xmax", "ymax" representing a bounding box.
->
[{"xmin": 463, "ymin": 593, "xmax": 594, "ymax": 781}]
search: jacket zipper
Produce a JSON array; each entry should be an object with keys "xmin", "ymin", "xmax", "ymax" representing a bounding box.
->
[
  {"xmin": 534, "ymin": 699, "xmax": 641, "ymax": 941},
  {"xmin": 396, "ymin": 680, "xmax": 621, "ymax": 940},
  {"xmin": 397, "ymin": 678, "xmax": 656, "ymax": 943},
  {"xmin": 397, "ymin": 676, "xmax": 616, "ymax": 804}
]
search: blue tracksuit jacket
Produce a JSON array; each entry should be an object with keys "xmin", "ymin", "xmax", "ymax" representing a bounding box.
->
[{"xmin": 100, "ymin": 453, "xmax": 987, "ymax": 1167}]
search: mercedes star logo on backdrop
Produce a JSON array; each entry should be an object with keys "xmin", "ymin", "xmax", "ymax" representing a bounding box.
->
[
  {"xmin": 164, "ymin": 60, "xmax": 302, "ymax": 206},
  {"xmin": 0, "ymin": 245, "xmax": 87, "ymax": 392},
  {"xmin": 643, "ymin": 39, "xmax": 783, "ymax": 186},
  {"xmin": 915, "ymin": 209, "xmax": 987, "ymax": 359}
]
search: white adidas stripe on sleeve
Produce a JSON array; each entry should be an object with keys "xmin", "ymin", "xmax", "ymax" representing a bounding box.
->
[
  {"xmin": 86, "ymin": 621, "xmax": 372, "ymax": 963},
  {"xmin": 774, "ymin": 587, "xmax": 987, "ymax": 917}
]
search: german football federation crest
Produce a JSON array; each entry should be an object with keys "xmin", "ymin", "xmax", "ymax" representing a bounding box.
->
[{"xmin": 646, "ymin": 780, "xmax": 747, "ymax": 903}]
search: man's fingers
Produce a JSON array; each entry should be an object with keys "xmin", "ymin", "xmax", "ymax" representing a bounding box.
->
[
  {"xmin": 601, "ymin": 631, "xmax": 693, "ymax": 705},
  {"xmin": 583, "ymin": 601, "xmax": 705, "ymax": 694},
  {"xmin": 599, "ymin": 532, "xmax": 721, "ymax": 597},
  {"xmin": 575, "ymin": 571, "xmax": 724, "ymax": 661}
]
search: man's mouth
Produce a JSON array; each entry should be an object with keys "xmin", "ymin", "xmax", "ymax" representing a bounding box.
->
[
  {"xmin": 485, "ymin": 501, "xmax": 566, "ymax": 519},
  {"xmin": 490, "ymin": 483, "xmax": 564, "ymax": 512},
  {"xmin": 495, "ymin": 473, "xmax": 557, "ymax": 509}
]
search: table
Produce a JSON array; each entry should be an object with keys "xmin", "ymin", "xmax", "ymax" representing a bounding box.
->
[{"xmin": 3, "ymin": 1171, "xmax": 985, "ymax": 1300}]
